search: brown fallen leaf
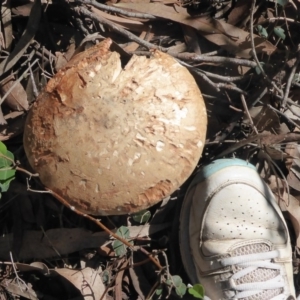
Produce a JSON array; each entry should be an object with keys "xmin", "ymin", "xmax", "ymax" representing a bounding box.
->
[
  {"xmin": 54, "ymin": 268, "xmax": 107, "ymax": 300},
  {"xmin": 124, "ymin": 31, "xmax": 148, "ymax": 52},
  {"xmin": 91, "ymin": 7, "xmax": 149, "ymax": 33},
  {"xmin": 114, "ymin": 3, "xmax": 276, "ymax": 58},
  {"xmin": 1, "ymin": 1, "xmax": 13, "ymax": 50},
  {"xmin": 14, "ymin": 263, "xmax": 107, "ymax": 300},
  {"xmin": 0, "ymin": 224, "xmax": 170, "ymax": 260},
  {"xmin": 279, "ymin": 193, "xmax": 300, "ymax": 248},
  {"xmin": 0, "ymin": 77, "xmax": 29, "ymax": 111},
  {"xmin": 227, "ymin": 0, "xmax": 252, "ymax": 26}
]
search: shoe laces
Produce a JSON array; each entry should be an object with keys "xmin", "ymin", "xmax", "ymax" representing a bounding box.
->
[{"xmin": 220, "ymin": 250, "xmax": 287, "ymax": 300}]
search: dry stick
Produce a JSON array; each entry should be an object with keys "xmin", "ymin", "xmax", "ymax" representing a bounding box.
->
[
  {"xmin": 261, "ymin": 17, "xmax": 300, "ymax": 24},
  {"xmin": 131, "ymin": 50, "xmax": 258, "ymax": 68},
  {"xmin": 201, "ymin": 71, "xmax": 245, "ymax": 82},
  {"xmin": 267, "ymin": 104, "xmax": 300, "ymax": 131},
  {"xmin": 74, "ymin": 6, "xmax": 167, "ymax": 51},
  {"xmin": 16, "ymin": 166, "xmax": 39, "ymax": 177},
  {"xmin": 250, "ymin": 0, "xmax": 283, "ymax": 97},
  {"xmin": 0, "ymin": 59, "xmax": 39, "ymax": 106},
  {"xmin": 179, "ymin": 59, "xmax": 248, "ymax": 94},
  {"xmin": 44, "ymin": 188, "xmax": 164, "ymax": 270},
  {"xmin": 281, "ymin": 47, "xmax": 300, "ymax": 110},
  {"xmin": 45, "ymin": 188, "xmax": 133, "ymax": 248},
  {"xmin": 174, "ymin": 52, "xmax": 258, "ymax": 68},
  {"xmin": 77, "ymin": 0, "xmax": 156, "ymax": 20},
  {"xmin": 146, "ymin": 280, "xmax": 161, "ymax": 300},
  {"xmin": 217, "ymin": 83, "xmax": 248, "ymax": 95},
  {"xmin": 240, "ymin": 94, "xmax": 259, "ymax": 135}
]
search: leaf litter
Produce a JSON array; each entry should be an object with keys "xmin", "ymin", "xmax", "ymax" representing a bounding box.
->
[{"xmin": 1, "ymin": 0, "xmax": 300, "ymax": 299}]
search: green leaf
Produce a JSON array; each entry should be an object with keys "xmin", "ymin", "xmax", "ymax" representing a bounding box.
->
[
  {"xmin": 132, "ymin": 210, "xmax": 151, "ymax": 224},
  {"xmin": 172, "ymin": 275, "xmax": 183, "ymax": 287},
  {"xmin": 0, "ymin": 176, "xmax": 15, "ymax": 192},
  {"xmin": 155, "ymin": 286, "xmax": 163, "ymax": 295},
  {"xmin": 101, "ymin": 270, "xmax": 110, "ymax": 284},
  {"xmin": 165, "ymin": 278, "xmax": 172, "ymax": 286},
  {"xmin": 256, "ymin": 25, "xmax": 268, "ymax": 38},
  {"xmin": 175, "ymin": 282, "xmax": 186, "ymax": 298},
  {"xmin": 112, "ymin": 226, "xmax": 132, "ymax": 257},
  {"xmin": 254, "ymin": 62, "xmax": 265, "ymax": 75},
  {"xmin": 188, "ymin": 284, "xmax": 205, "ymax": 299},
  {"xmin": 0, "ymin": 142, "xmax": 7, "ymax": 155},
  {"xmin": 293, "ymin": 73, "xmax": 300, "ymax": 84},
  {"xmin": 275, "ymin": 0, "xmax": 288, "ymax": 6},
  {"xmin": 116, "ymin": 226, "xmax": 130, "ymax": 239},
  {"xmin": 0, "ymin": 168, "xmax": 15, "ymax": 181},
  {"xmin": 274, "ymin": 27, "xmax": 286, "ymax": 40},
  {"xmin": 0, "ymin": 151, "xmax": 14, "ymax": 169}
]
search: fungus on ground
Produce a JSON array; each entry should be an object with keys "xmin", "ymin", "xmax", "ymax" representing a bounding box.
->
[{"xmin": 23, "ymin": 38, "xmax": 207, "ymax": 215}]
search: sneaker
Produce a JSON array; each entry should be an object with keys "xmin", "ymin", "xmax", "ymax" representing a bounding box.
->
[{"xmin": 179, "ymin": 158, "xmax": 296, "ymax": 300}]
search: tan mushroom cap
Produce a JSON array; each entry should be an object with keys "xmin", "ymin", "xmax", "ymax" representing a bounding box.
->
[{"xmin": 23, "ymin": 38, "xmax": 207, "ymax": 215}]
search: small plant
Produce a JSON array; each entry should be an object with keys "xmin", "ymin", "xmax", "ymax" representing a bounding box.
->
[
  {"xmin": 132, "ymin": 209, "xmax": 151, "ymax": 224},
  {"xmin": 0, "ymin": 141, "xmax": 16, "ymax": 193},
  {"xmin": 112, "ymin": 226, "xmax": 133, "ymax": 257},
  {"xmin": 188, "ymin": 283, "xmax": 205, "ymax": 299}
]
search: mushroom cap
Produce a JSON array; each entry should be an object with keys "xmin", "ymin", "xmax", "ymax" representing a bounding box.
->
[{"xmin": 23, "ymin": 39, "xmax": 207, "ymax": 215}]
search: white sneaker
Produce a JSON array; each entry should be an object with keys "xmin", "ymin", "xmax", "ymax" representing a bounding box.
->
[{"xmin": 180, "ymin": 159, "xmax": 296, "ymax": 300}]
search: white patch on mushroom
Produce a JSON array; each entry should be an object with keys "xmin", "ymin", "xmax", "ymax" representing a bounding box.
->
[
  {"xmin": 97, "ymin": 168, "xmax": 102, "ymax": 174},
  {"xmin": 113, "ymin": 150, "xmax": 118, "ymax": 157},
  {"xmin": 127, "ymin": 152, "xmax": 141, "ymax": 166},
  {"xmin": 95, "ymin": 64, "xmax": 102, "ymax": 72},
  {"xmin": 99, "ymin": 148, "xmax": 109, "ymax": 156},
  {"xmin": 88, "ymin": 71, "xmax": 96, "ymax": 78},
  {"xmin": 79, "ymin": 179, "xmax": 87, "ymax": 189},
  {"xmin": 184, "ymin": 126, "xmax": 196, "ymax": 131},
  {"xmin": 136, "ymin": 132, "xmax": 146, "ymax": 141},
  {"xmin": 197, "ymin": 140, "xmax": 203, "ymax": 148},
  {"xmin": 156, "ymin": 140, "xmax": 165, "ymax": 152},
  {"xmin": 158, "ymin": 105, "xmax": 188, "ymax": 125},
  {"xmin": 95, "ymin": 183, "xmax": 100, "ymax": 193}
]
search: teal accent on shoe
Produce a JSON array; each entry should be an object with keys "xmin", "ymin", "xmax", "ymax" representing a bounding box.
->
[{"xmin": 191, "ymin": 158, "xmax": 257, "ymax": 187}]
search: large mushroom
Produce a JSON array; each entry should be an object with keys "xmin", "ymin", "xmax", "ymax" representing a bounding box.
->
[{"xmin": 23, "ymin": 38, "xmax": 207, "ymax": 215}]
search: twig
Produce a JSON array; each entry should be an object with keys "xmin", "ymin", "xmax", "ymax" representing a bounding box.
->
[
  {"xmin": 241, "ymin": 94, "xmax": 259, "ymax": 135},
  {"xmin": 250, "ymin": 0, "xmax": 283, "ymax": 96},
  {"xmin": 74, "ymin": 6, "xmax": 167, "ymax": 51},
  {"xmin": 200, "ymin": 70, "xmax": 246, "ymax": 82},
  {"xmin": 139, "ymin": 247, "xmax": 163, "ymax": 270},
  {"xmin": 77, "ymin": 0, "xmax": 156, "ymax": 20},
  {"xmin": 281, "ymin": 47, "xmax": 300, "ymax": 110},
  {"xmin": 259, "ymin": 17, "xmax": 300, "ymax": 25},
  {"xmin": 45, "ymin": 188, "xmax": 134, "ymax": 249},
  {"xmin": 217, "ymin": 83, "xmax": 248, "ymax": 95},
  {"xmin": 267, "ymin": 104, "xmax": 300, "ymax": 131},
  {"xmin": 173, "ymin": 52, "xmax": 258, "ymax": 68},
  {"xmin": 0, "ymin": 59, "xmax": 39, "ymax": 106},
  {"xmin": 41, "ymin": 187, "xmax": 164, "ymax": 270},
  {"xmin": 16, "ymin": 166, "xmax": 39, "ymax": 177}
]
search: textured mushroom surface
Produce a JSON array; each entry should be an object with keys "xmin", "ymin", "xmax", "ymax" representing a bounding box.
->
[{"xmin": 23, "ymin": 38, "xmax": 207, "ymax": 215}]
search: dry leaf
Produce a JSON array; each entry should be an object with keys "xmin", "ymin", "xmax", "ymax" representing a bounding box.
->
[
  {"xmin": 227, "ymin": 0, "xmax": 252, "ymax": 25},
  {"xmin": 0, "ymin": 77, "xmax": 29, "ymax": 111},
  {"xmin": 1, "ymin": 1, "xmax": 13, "ymax": 50},
  {"xmin": 124, "ymin": 31, "xmax": 148, "ymax": 52},
  {"xmin": 248, "ymin": 105, "xmax": 280, "ymax": 133},
  {"xmin": 91, "ymin": 7, "xmax": 148, "ymax": 33},
  {"xmin": 114, "ymin": 3, "xmax": 277, "ymax": 58},
  {"xmin": 54, "ymin": 268, "xmax": 107, "ymax": 300},
  {"xmin": 280, "ymin": 193, "xmax": 300, "ymax": 248},
  {"xmin": 0, "ymin": 224, "xmax": 170, "ymax": 260}
]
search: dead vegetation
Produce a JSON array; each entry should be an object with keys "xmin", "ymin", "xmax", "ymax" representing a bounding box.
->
[{"xmin": 1, "ymin": 0, "xmax": 300, "ymax": 299}]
